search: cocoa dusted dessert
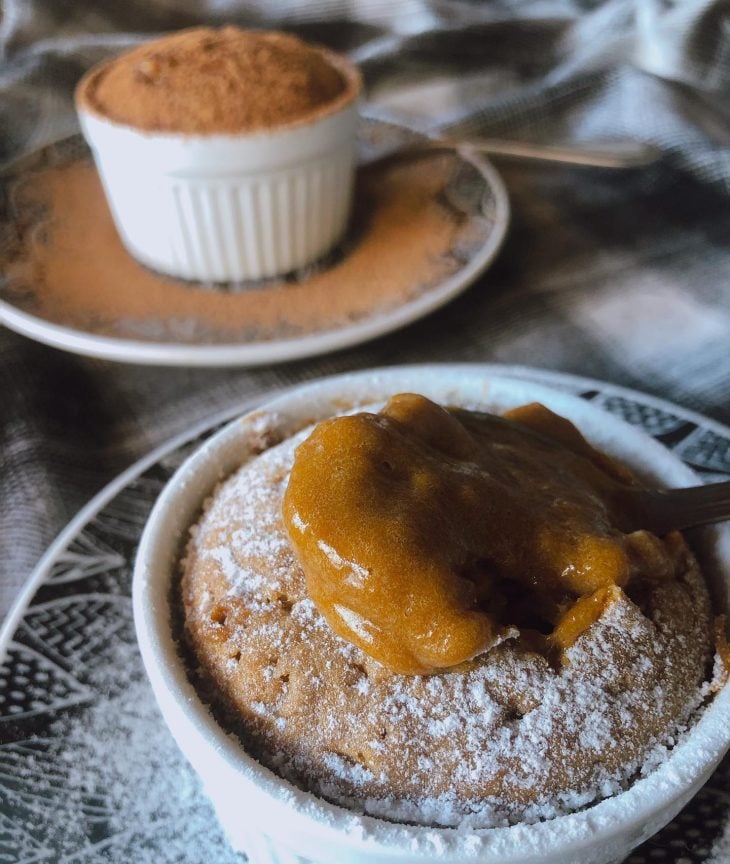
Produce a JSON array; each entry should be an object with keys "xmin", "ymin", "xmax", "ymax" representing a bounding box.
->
[
  {"xmin": 75, "ymin": 26, "xmax": 357, "ymax": 135},
  {"xmin": 180, "ymin": 394, "xmax": 714, "ymax": 827}
]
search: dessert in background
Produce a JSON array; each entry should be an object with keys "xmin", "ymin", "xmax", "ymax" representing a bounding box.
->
[{"xmin": 75, "ymin": 26, "xmax": 361, "ymax": 281}]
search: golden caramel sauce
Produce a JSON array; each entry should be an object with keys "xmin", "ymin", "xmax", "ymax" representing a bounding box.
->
[
  {"xmin": 550, "ymin": 585, "xmax": 622, "ymax": 650},
  {"xmin": 282, "ymin": 394, "xmax": 678, "ymax": 674}
]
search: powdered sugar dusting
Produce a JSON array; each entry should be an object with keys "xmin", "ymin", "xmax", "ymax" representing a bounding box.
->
[{"xmin": 10, "ymin": 639, "xmax": 240, "ymax": 863}]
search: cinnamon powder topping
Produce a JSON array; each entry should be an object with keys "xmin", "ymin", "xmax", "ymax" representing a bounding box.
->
[{"xmin": 76, "ymin": 27, "xmax": 357, "ymax": 134}]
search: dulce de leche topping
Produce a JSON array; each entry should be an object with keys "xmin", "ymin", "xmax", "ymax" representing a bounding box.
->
[
  {"xmin": 282, "ymin": 394, "xmax": 683, "ymax": 674},
  {"xmin": 76, "ymin": 26, "xmax": 356, "ymax": 134}
]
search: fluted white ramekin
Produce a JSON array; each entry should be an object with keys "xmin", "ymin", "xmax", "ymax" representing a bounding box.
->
[
  {"xmin": 76, "ymin": 53, "xmax": 360, "ymax": 282},
  {"xmin": 133, "ymin": 365, "xmax": 730, "ymax": 864}
]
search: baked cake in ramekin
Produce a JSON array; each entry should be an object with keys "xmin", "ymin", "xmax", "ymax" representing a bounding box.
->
[{"xmin": 134, "ymin": 366, "xmax": 730, "ymax": 864}]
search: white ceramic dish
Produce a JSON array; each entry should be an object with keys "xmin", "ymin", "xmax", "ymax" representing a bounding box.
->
[
  {"xmin": 133, "ymin": 364, "xmax": 730, "ymax": 864},
  {"xmin": 76, "ymin": 46, "xmax": 360, "ymax": 282}
]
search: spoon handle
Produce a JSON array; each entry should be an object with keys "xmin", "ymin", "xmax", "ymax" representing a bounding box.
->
[
  {"xmin": 363, "ymin": 137, "xmax": 662, "ymax": 171},
  {"xmin": 632, "ymin": 481, "xmax": 730, "ymax": 535},
  {"xmin": 455, "ymin": 138, "xmax": 662, "ymax": 169}
]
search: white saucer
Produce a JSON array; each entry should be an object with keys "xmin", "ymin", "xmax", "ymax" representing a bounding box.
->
[{"xmin": 0, "ymin": 121, "xmax": 509, "ymax": 366}]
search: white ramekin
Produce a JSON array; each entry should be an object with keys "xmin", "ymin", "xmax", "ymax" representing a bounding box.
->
[
  {"xmin": 133, "ymin": 365, "xmax": 730, "ymax": 864},
  {"xmin": 76, "ymin": 53, "xmax": 360, "ymax": 282}
]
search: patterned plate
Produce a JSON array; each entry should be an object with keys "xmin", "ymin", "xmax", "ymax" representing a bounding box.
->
[{"xmin": 1, "ymin": 368, "xmax": 729, "ymax": 864}]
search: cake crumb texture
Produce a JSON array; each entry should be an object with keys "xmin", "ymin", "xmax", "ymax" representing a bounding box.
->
[
  {"xmin": 181, "ymin": 427, "xmax": 713, "ymax": 829},
  {"xmin": 77, "ymin": 26, "xmax": 351, "ymax": 134}
]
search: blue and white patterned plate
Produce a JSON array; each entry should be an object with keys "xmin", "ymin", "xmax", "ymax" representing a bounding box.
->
[{"xmin": 1, "ymin": 368, "xmax": 728, "ymax": 864}]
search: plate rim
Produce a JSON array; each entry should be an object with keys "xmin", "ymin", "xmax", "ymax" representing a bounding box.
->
[{"xmin": 0, "ymin": 128, "xmax": 510, "ymax": 367}]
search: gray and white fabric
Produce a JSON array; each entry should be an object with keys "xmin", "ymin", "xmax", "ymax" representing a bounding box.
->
[{"xmin": 1, "ymin": 0, "xmax": 729, "ymax": 621}]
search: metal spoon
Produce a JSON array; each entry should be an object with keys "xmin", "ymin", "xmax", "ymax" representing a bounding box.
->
[
  {"xmin": 618, "ymin": 481, "xmax": 730, "ymax": 535},
  {"xmin": 364, "ymin": 136, "xmax": 662, "ymax": 170}
]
